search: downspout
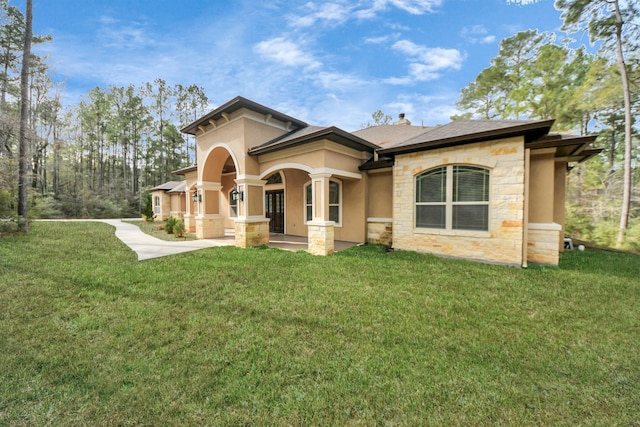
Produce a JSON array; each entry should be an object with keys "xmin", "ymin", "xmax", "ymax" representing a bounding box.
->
[{"xmin": 522, "ymin": 148, "xmax": 530, "ymax": 268}]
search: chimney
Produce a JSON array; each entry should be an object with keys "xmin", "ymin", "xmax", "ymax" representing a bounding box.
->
[{"xmin": 394, "ymin": 113, "xmax": 411, "ymax": 126}]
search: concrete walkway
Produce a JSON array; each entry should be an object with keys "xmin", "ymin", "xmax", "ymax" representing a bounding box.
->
[
  {"xmin": 99, "ymin": 219, "xmax": 233, "ymax": 261},
  {"xmin": 39, "ymin": 219, "xmax": 358, "ymax": 261}
]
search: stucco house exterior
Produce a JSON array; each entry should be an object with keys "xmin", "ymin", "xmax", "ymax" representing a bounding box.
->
[
  {"xmin": 150, "ymin": 181, "xmax": 186, "ymax": 221},
  {"xmin": 152, "ymin": 96, "xmax": 600, "ymax": 267}
]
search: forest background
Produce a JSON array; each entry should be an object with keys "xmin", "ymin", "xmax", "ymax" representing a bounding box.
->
[{"xmin": 0, "ymin": 0, "xmax": 638, "ymax": 250}]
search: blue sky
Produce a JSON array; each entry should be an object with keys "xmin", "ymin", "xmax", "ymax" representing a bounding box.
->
[{"xmin": 29, "ymin": 0, "xmax": 582, "ymax": 131}]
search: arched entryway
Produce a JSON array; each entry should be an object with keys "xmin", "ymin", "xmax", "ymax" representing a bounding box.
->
[{"xmin": 194, "ymin": 145, "xmax": 238, "ymax": 239}]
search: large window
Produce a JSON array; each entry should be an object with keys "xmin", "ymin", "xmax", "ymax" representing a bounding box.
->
[
  {"xmin": 305, "ymin": 180, "xmax": 341, "ymax": 224},
  {"xmin": 416, "ymin": 165, "xmax": 489, "ymax": 231}
]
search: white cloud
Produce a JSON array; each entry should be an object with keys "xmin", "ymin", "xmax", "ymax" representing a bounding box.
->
[
  {"xmin": 461, "ymin": 25, "xmax": 496, "ymax": 44},
  {"xmin": 313, "ymin": 71, "xmax": 368, "ymax": 90},
  {"xmin": 254, "ymin": 37, "xmax": 322, "ymax": 69},
  {"xmin": 392, "ymin": 40, "xmax": 463, "ymax": 71},
  {"xmin": 385, "ymin": 40, "xmax": 463, "ymax": 84},
  {"xmin": 287, "ymin": 2, "xmax": 352, "ymax": 28},
  {"xmin": 356, "ymin": 0, "xmax": 442, "ymax": 18}
]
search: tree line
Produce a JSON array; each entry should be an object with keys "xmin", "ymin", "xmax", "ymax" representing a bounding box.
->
[
  {"xmin": 454, "ymin": 0, "xmax": 638, "ymax": 250},
  {"xmin": 0, "ymin": 1, "xmax": 209, "ymax": 223}
]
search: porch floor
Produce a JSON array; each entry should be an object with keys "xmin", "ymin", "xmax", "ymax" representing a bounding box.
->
[{"xmin": 206, "ymin": 229, "xmax": 360, "ymax": 253}]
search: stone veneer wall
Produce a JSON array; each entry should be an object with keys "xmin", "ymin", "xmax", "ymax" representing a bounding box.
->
[
  {"xmin": 196, "ymin": 216, "xmax": 225, "ymax": 239},
  {"xmin": 527, "ymin": 223, "xmax": 561, "ymax": 265},
  {"xmin": 367, "ymin": 218, "xmax": 393, "ymax": 246},
  {"xmin": 392, "ymin": 137, "xmax": 525, "ymax": 266},
  {"xmin": 307, "ymin": 222, "xmax": 335, "ymax": 256},
  {"xmin": 235, "ymin": 220, "xmax": 270, "ymax": 248}
]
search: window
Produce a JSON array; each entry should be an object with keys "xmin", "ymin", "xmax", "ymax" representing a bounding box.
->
[
  {"xmin": 266, "ymin": 172, "xmax": 282, "ymax": 185},
  {"xmin": 328, "ymin": 181, "xmax": 340, "ymax": 223},
  {"xmin": 416, "ymin": 165, "xmax": 489, "ymax": 231},
  {"xmin": 305, "ymin": 184, "xmax": 313, "ymax": 222},
  {"xmin": 304, "ymin": 180, "xmax": 341, "ymax": 224},
  {"xmin": 154, "ymin": 196, "xmax": 160, "ymax": 214}
]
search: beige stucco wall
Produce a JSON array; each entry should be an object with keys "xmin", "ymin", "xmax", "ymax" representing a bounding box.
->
[
  {"xmin": 282, "ymin": 168, "xmax": 307, "ymax": 237},
  {"xmin": 152, "ymin": 190, "xmax": 171, "ymax": 220},
  {"xmin": 393, "ymin": 137, "xmax": 526, "ymax": 266},
  {"xmin": 366, "ymin": 169, "xmax": 393, "ymax": 219},
  {"xmin": 337, "ymin": 177, "xmax": 366, "ymax": 242},
  {"xmin": 554, "ymin": 162, "xmax": 567, "ymax": 253},
  {"xmin": 169, "ymin": 193, "xmax": 184, "ymax": 218},
  {"xmin": 197, "ymin": 112, "xmax": 290, "ymax": 181},
  {"xmin": 528, "ymin": 150, "xmax": 556, "ymax": 223}
]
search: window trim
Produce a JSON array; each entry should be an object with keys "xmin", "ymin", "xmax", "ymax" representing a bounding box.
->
[
  {"xmin": 415, "ymin": 165, "xmax": 490, "ymax": 232},
  {"xmin": 304, "ymin": 178, "xmax": 342, "ymax": 227}
]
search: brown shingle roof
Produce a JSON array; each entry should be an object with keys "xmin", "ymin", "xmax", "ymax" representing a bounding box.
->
[
  {"xmin": 352, "ymin": 124, "xmax": 432, "ymax": 148},
  {"xmin": 248, "ymin": 126, "xmax": 379, "ymax": 156},
  {"xmin": 150, "ymin": 181, "xmax": 183, "ymax": 192},
  {"xmin": 378, "ymin": 119, "xmax": 555, "ymax": 155}
]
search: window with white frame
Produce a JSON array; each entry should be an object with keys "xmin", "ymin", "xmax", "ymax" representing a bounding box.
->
[
  {"xmin": 415, "ymin": 165, "xmax": 489, "ymax": 231},
  {"xmin": 304, "ymin": 180, "xmax": 341, "ymax": 225},
  {"xmin": 154, "ymin": 195, "xmax": 160, "ymax": 213}
]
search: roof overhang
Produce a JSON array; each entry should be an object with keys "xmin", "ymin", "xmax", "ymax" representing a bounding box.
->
[
  {"xmin": 181, "ymin": 96, "xmax": 308, "ymax": 135},
  {"xmin": 248, "ymin": 126, "xmax": 380, "ymax": 156},
  {"xmin": 172, "ymin": 165, "xmax": 197, "ymax": 175},
  {"xmin": 527, "ymin": 134, "xmax": 601, "ymax": 163}
]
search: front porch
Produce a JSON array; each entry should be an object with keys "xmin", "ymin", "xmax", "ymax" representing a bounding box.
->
[{"xmin": 206, "ymin": 229, "xmax": 358, "ymax": 253}]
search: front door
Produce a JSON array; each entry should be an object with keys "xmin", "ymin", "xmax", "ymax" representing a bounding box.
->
[{"xmin": 266, "ymin": 190, "xmax": 285, "ymax": 233}]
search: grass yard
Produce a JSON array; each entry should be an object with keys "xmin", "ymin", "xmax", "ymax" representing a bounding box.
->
[{"xmin": 1, "ymin": 221, "xmax": 639, "ymax": 426}]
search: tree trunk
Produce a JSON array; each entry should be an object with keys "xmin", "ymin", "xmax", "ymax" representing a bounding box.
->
[
  {"xmin": 613, "ymin": 0, "xmax": 633, "ymax": 248},
  {"xmin": 17, "ymin": 0, "xmax": 32, "ymax": 232}
]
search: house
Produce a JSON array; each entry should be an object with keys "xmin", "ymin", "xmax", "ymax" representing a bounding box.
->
[
  {"xmin": 150, "ymin": 181, "xmax": 186, "ymax": 220},
  {"xmin": 154, "ymin": 96, "xmax": 600, "ymax": 267}
]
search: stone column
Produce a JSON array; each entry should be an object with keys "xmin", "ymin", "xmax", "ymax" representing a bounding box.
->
[
  {"xmin": 307, "ymin": 173, "xmax": 335, "ymax": 256},
  {"xmin": 195, "ymin": 182, "xmax": 225, "ymax": 239},
  {"xmin": 233, "ymin": 176, "xmax": 270, "ymax": 247}
]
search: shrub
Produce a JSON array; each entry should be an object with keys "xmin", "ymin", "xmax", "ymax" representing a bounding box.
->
[
  {"xmin": 173, "ymin": 218, "xmax": 185, "ymax": 237},
  {"xmin": 142, "ymin": 193, "xmax": 156, "ymax": 222},
  {"xmin": 164, "ymin": 216, "xmax": 176, "ymax": 234}
]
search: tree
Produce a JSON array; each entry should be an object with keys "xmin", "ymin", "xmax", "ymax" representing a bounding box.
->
[
  {"xmin": 360, "ymin": 110, "xmax": 393, "ymax": 128},
  {"xmin": 455, "ymin": 66, "xmax": 507, "ymax": 119},
  {"xmin": 17, "ymin": 0, "xmax": 31, "ymax": 231},
  {"xmin": 556, "ymin": 0, "xmax": 638, "ymax": 246}
]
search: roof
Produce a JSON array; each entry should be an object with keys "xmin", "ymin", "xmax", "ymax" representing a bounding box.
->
[
  {"xmin": 352, "ymin": 124, "xmax": 433, "ymax": 148},
  {"xmin": 167, "ymin": 181, "xmax": 186, "ymax": 193},
  {"xmin": 150, "ymin": 181, "xmax": 183, "ymax": 192},
  {"xmin": 181, "ymin": 96, "xmax": 308, "ymax": 135},
  {"xmin": 173, "ymin": 165, "xmax": 197, "ymax": 175},
  {"xmin": 248, "ymin": 125, "xmax": 380, "ymax": 156},
  {"xmin": 378, "ymin": 119, "xmax": 555, "ymax": 155}
]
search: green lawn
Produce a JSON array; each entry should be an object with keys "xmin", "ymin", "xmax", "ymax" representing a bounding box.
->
[{"xmin": 1, "ymin": 221, "xmax": 638, "ymax": 426}]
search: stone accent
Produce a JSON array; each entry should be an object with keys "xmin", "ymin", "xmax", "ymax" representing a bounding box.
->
[
  {"xmin": 195, "ymin": 215, "xmax": 225, "ymax": 239},
  {"xmin": 184, "ymin": 214, "xmax": 195, "ymax": 233},
  {"xmin": 307, "ymin": 221, "xmax": 335, "ymax": 256},
  {"xmin": 392, "ymin": 137, "xmax": 525, "ymax": 266},
  {"xmin": 527, "ymin": 223, "xmax": 561, "ymax": 266},
  {"xmin": 235, "ymin": 219, "xmax": 270, "ymax": 248},
  {"xmin": 367, "ymin": 218, "xmax": 393, "ymax": 246}
]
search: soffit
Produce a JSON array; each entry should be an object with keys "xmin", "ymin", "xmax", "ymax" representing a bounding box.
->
[{"xmin": 181, "ymin": 96, "xmax": 307, "ymax": 135}]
